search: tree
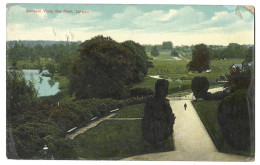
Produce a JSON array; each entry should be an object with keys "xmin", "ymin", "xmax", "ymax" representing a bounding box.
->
[
  {"xmin": 162, "ymin": 41, "xmax": 173, "ymax": 50},
  {"xmin": 7, "ymin": 69, "xmax": 38, "ymax": 117},
  {"xmin": 69, "ymin": 35, "xmax": 134, "ymax": 99},
  {"xmin": 142, "ymin": 79, "xmax": 175, "ymax": 144},
  {"xmin": 187, "ymin": 44, "xmax": 210, "ymax": 73},
  {"xmin": 171, "ymin": 49, "xmax": 178, "ymax": 56},
  {"xmin": 122, "ymin": 40, "xmax": 150, "ymax": 82},
  {"xmin": 151, "ymin": 46, "xmax": 159, "ymax": 57},
  {"xmin": 45, "ymin": 63, "xmax": 56, "ymax": 76},
  {"xmin": 191, "ymin": 76, "xmax": 209, "ymax": 101}
]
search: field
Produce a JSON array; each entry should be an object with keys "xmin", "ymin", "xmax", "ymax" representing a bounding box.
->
[{"xmin": 133, "ymin": 50, "xmax": 243, "ymax": 95}]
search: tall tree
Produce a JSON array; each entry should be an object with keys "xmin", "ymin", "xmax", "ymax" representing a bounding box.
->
[
  {"xmin": 122, "ymin": 40, "xmax": 150, "ymax": 82},
  {"xmin": 151, "ymin": 46, "xmax": 159, "ymax": 57},
  {"xmin": 69, "ymin": 35, "xmax": 134, "ymax": 99},
  {"xmin": 187, "ymin": 43, "xmax": 210, "ymax": 73}
]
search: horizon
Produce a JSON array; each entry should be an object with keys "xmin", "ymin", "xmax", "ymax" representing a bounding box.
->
[{"xmin": 6, "ymin": 4, "xmax": 254, "ymax": 46}]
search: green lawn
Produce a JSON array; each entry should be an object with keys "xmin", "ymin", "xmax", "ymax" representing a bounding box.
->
[
  {"xmin": 211, "ymin": 59, "xmax": 244, "ymax": 69},
  {"xmin": 72, "ymin": 120, "xmax": 174, "ymax": 160},
  {"xmin": 112, "ymin": 103, "xmax": 145, "ymax": 118},
  {"xmin": 133, "ymin": 52, "xmax": 244, "ymax": 95},
  {"xmin": 192, "ymin": 100, "xmax": 253, "ymax": 157}
]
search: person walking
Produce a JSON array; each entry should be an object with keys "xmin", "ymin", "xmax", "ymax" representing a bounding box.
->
[{"xmin": 184, "ymin": 103, "xmax": 187, "ymax": 110}]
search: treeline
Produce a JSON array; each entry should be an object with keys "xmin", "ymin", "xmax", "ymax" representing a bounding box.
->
[
  {"xmin": 7, "ymin": 40, "xmax": 82, "ymax": 48},
  {"xmin": 208, "ymin": 43, "xmax": 252, "ymax": 59},
  {"xmin": 143, "ymin": 41, "xmax": 253, "ymax": 60},
  {"xmin": 7, "ymin": 42, "xmax": 80, "ymax": 76}
]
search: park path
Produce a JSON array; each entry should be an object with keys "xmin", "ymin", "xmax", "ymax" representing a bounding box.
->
[
  {"xmin": 123, "ymin": 88, "xmax": 252, "ymax": 161},
  {"xmin": 67, "ymin": 113, "xmax": 116, "ymax": 140}
]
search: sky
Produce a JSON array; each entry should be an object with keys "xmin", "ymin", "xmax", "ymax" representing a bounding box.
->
[{"xmin": 6, "ymin": 3, "xmax": 254, "ymax": 46}]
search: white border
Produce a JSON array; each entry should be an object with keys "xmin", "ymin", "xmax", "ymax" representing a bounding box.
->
[{"xmin": 1, "ymin": 1, "xmax": 258, "ymax": 165}]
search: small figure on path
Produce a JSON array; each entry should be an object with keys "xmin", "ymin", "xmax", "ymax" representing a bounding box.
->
[{"xmin": 184, "ymin": 103, "xmax": 187, "ymax": 110}]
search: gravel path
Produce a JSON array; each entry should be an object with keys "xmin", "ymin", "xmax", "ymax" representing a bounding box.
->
[{"xmin": 123, "ymin": 88, "xmax": 253, "ymax": 161}]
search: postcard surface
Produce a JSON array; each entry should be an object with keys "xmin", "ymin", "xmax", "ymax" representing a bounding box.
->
[{"xmin": 6, "ymin": 3, "xmax": 255, "ymax": 161}]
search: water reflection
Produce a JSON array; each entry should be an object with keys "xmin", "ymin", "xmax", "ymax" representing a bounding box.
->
[{"xmin": 22, "ymin": 69, "xmax": 60, "ymax": 97}]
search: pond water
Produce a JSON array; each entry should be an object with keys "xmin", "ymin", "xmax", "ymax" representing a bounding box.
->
[{"xmin": 22, "ymin": 69, "xmax": 60, "ymax": 97}]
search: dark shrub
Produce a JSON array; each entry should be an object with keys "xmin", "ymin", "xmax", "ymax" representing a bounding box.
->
[
  {"xmin": 130, "ymin": 88, "xmax": 154, "ymax": 97},
  {"xmin": 217, "ymin": 89, "xmax": 251, "ymax": 150},
  {"xmin": 141, "ymin": 79, "xmax": 175, "ymax": 144},
  {"xmin": 191, "ymin": 76, "xmax": 209, "ymax": 101}
]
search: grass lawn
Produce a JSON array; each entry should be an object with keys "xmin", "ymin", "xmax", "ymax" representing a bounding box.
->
[
  {"xmin": 192, "ymin": 100, "xmax": 253, "ymax": 157},
  {"xmin": 133, "ymin": 52, "xmax": 244, "ymax": 96},
  {"xmin": 112, "ymin": 103, "xmax": 145, "ymax": 118},
  {"xmin": 72, "ymin": 120, "xmax": 174, "ymax": 160}
]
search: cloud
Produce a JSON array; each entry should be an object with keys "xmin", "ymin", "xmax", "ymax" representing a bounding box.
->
[{"xmin": 37, "ymin": 9, "xmax": 47, "ymax": 19}]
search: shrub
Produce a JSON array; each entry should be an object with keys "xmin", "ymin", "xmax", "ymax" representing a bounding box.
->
[
  {"xmin": 142, "ymin": 79, "xmax": 175, "ymax": 144},
  {"xmin": 217, "ymin": 89, "xmax": 251, "ymax": 150},
  {"xmin": 130, "ymin": 88, "xmax": 154, "ymax": 97},
  {"xmin": 191, "ymin": 76, "xmax": 209, "ymax": 101},
  {"xmin": 204, "ymin": 91, "xmax": 227, "ymax": 100}
]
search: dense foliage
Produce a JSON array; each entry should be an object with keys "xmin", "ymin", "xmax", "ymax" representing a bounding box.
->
[
  {"xmin": 69, "ymin": 35, "xmax": 151, "ymax": 99},
  {"xmin": 162, "ymin": 41, "xmax": 173, "ymax": 50},
  {"xmin": 142, "ymin": 79, "xmax": 175, "ymax": 144},
  {"xmin": 209, "ymin": 43, "xmax": 252, "ymax": 60},
  {"xmin": 191, "ymin": 76, "xmax": 209, "ymax": 101},
  {"xmin": 187, "ymin": 44, "xmax": 210, "ymax": 73},
  {"xmin": 7, "ymin": 42, "xmax": 80, "ymax": 76},
  {"xmin": 217, "ymin": 89, "xmax": 251, "ymax": 150}
]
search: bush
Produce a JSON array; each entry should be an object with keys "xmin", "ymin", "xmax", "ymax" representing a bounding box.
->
[
  {"xmin": 130, "ymin": 88, "xmax": 154, "ymax": 97},
  {"xmin": 142, "ymin": 79, "xmax": 175, "ymax": 144},
  {"xmin": 204, "ymin": 91, "xmax": 227, "ymax": 100},
  {"xmin": 217, "ymin": 89, "xmax": 251, "ymax": 150},
  {"xmin": 191, "ymin": 76, "xmax": 209, "ymax": 101}
]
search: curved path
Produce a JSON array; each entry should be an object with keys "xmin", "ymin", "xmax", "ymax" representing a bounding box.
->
[{"xmin": 123, "ymin": 88, "xmax": 253, "ymax": 161}]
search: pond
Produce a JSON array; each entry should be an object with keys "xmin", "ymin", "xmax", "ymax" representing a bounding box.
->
[{"xmin": 23, "ymin": 69, "xmax": 60, "ymax": 97}]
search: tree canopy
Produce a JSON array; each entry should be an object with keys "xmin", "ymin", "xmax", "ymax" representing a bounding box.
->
[
  {"xmin": 151, "ymin": 46, "xmax": 159, "ymax": 57},
  {"xmin": 187, "ymin": 43, "xmax": 210, "ymax": 73},
  {"xmin": 162, "ymin": 41, "xmax": 173, "ymax": 50},
  {"xmin": 69, "ymin": 35, "xmax": 151, "ymax": 99}
]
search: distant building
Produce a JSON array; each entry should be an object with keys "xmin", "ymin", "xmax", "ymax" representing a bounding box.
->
[{"xmin": 230, "ymin": 62, "xmax": 253, "ymax": 75}]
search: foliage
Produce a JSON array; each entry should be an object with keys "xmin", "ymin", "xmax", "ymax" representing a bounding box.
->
[
  {"xmin": 193, "ymin": 100, "xmax": 253, "ymax": 156},
  {"xmin": 217, "ymin": 89, "xmax": 251, "ymax": 150},
  {"xmin": 142, "ymin": 79, "xmax": 175, "ymax": 144},
  {"xmin": 171, "ymin": 49, "xmax": 178, "ymax": 56},
  {"xmin": 45, "ymin": 63, "xmax": 55, "ymax": 76},
  {"xmin": 225, "ymin": 68, "xmax": 251, "ymax": 93},
  {"xmin": 122, "ymin": 40, "xmax": 151, "ymax": 82},
  {"xmin": 162, "ymin": 41, "xmax": 173, "ymax": 50},
  {"xmin": 191, "ymin": 76, "xmax": 209, "ymax": 100},
  {"xmin": 203, "ymin": 91, "xmax": 227, "ymax": 100},
  {"xmin": 69, "ymin": 35, "xmax": 151, "ymax": 99},
  {"xmin": 130, "ymin": 88, "xmax": 153, "ymax": 97},
  {"xmin": 151, "ymin": 46, "xmax": 159, "ymax": 57},
  {"xmin": 209, "ymin": 43, "xmax": 251, "ymax": 60},
  {"xmin": 6, "ymin": 70, "xmax": 38, "ymax": 117},
  {"xmin": 187, "ymin": 43, "xmax": 210, "ymax": 73}
]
